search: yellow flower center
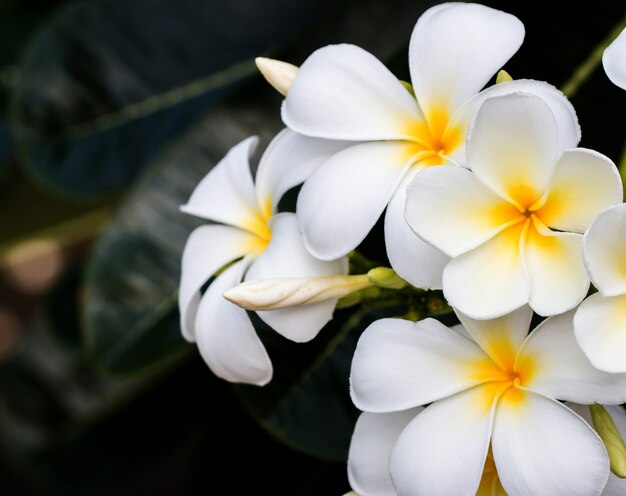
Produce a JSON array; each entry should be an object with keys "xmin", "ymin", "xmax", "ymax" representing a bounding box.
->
[
  {"xmin": 490, "ymin": 179, "xmax": 565, "ymax": 256},
  {"xmin": 470, "ymin": 330, "xmax": 537, "ymax": 413},
  {"xmin": 400, "ymin": 104, "xmax": 464, "ymax": 168},
  {"xmin": 241, "ymin": 197, "xmax": 273, "ymax": 254}
]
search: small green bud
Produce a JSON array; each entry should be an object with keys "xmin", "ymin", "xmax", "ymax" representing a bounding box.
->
[
  {"xmin": 426, "ymin": 294, "xmax": 451, "ymax": 315},
  {"xmin": 400, "ymin": 80, "xmax": 415, "ymax": 96},
  {"xmin": 496, "ymin": 70, "xmax": 513, "ymax": 84},
  {"xmin": 590, "ymin": 403, "xmax": 626, "ymax": 477},
  {"xmin": 367, "ymin": 267, "xmax": 407, "ymax": 290}
]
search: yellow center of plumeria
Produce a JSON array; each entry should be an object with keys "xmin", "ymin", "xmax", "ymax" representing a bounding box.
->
[
  {"xmin": 471, "ymin": 329, "xmax": 537, "ymax": 412},
  {"xmin": 401, "ymin": 104, "xmax": 464, "ymax": 167},
  {"xmin": 242, "ymin": 197, "xmax": 273, "ymax": 253},
  {"xmin": 491, "ymin": 180, "xmax": 565, "ymax": 252}
]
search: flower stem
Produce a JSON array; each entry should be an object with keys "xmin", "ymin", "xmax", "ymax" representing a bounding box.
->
[{"xmin": 561, "ymin": 12, "xmax": 626, "ymax": 98}]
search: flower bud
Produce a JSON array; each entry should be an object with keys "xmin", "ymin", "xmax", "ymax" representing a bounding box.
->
[
  {"xmin": 224, "ymin": 274, "xmax": 371, "ymax": 310},
  {"xmin": 496, "ymin": 69, "xmax": 513, "ymax": 83},
  {"xmin": 255, "ymin": 57, "xmax": 298, "ymax": 96},
  {"xmin": 367, "ymin": 267, "xmax": 407, "ymax": 289},
  {"xmin": 590, "ymin": 403, "xmax": 626, "ymax": 477}
]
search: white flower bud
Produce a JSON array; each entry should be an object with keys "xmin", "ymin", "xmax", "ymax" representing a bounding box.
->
[
  {"xmin": 223, "ymin": 274, "xmax": 371, "ymax": 310},
  {"xmin": 255, "ymin": 57, "xmax": 298, "ymax": 96}
]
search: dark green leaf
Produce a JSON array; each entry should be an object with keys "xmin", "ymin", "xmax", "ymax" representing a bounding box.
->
[
  {"xmin": 81, "ymin": 0, "xmax": 440, "ymax": 458},
  {"xmin": 82, "ymin": 86, "xmax": 283, "ymax": 374},
  {"xmin": 234, "ymin": 306, "xmax": 400, "ymax": 462},
  {"xmin": 0, "ymin": 120, "xmax": 14, "ymax": 181},
  {"xmin": 10, "ymin": 0, "xmax": 342, "ymax": 199}
]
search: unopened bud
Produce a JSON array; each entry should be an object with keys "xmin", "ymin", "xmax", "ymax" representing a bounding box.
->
[
  {"xmin": 224, "ymin": 274, "xmax": 371, "ymax": 311},
  {"xmin": 496, "ymin": 70, "xmax": 513, "ymax": 84},
  {"xmin": 590, "ymin": 403, "xmax": 626, "ymax": 477},
  {"xmin": 255, "ymin": 57, "xmax": 298, "ymax": 96},
  {"xmin": 401, "ymin": 80, "xmax": 415, "ymax": 96}
]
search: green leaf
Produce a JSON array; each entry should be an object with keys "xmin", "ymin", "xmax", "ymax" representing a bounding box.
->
[
  {"xmin": 82, "ymin": 86, "xmax": 284, "ymax": 374},
  {"xmin": 9, "ymin": 0, "xmax": 342, "ymax": 199},
  {"xmin": 81, "ymin": 0, "xmax": 439, "ymax": 457},
  {"xmin": 0, "ymin": 120, "xmax": 14, "ymax": 181},
  {"xmin": 234, "ymin": 306, "xmax": 400, "ymax": 462}
]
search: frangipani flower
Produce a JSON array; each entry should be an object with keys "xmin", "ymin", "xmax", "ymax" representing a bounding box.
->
[
  {"xmin": 603, "ymin": 27, "xmax": 626, "ymax": 90},
  {"xmin": 282, "ymin": 2, "xmax": 580, "ymax": 289},
  {"xmin": 348, "ymin": 404, "xmax": 626, "ymax": 495},
  {"xmin": 568, "ymin": 403, "xmax": 626, "ymax": 496},
  {"xmin": 574, "ymin": 203, "xmax": 626, "ymax": 372},
  {"xmin": 406, "ymin": 93, "xmax": 622, "ymax": 319},
  {"xmin": 348, "ymin": 407, "xmax": 507, "ymax": 496},
  {"xmin": 179, "ymin": 131, "xmax": 348, "ymax": 385},
  {"xmin": 350, "ymin": 307, "xmax": 626, "ymax": 495}
]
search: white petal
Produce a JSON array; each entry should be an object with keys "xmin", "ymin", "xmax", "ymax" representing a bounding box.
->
[
  {"xmin": 467, "ymin": 93, "xmax": 559, "ymax": 208},
  {"xmin": 492, "ymin": 390, "xmax": 609, "ymax": 496},
  {"xmin": 524, "ymin": 219, "xmax": 589, "ymax": 317},
  {"xmin": 405, "ymin": 165, "xmax": 523, "ymax": 257},
  {"xmin": 348, "ymin": 409, "xmax": 423, "ymax": 496},
  {"xmin": 296, "ymin": 141, "xmax": 411, "ymax": 260},
  {"xmin": 568, "ymin": 403, "xmax": 626, "ymax": 496},
  {"xmin": 385, "ymin": 169, "xmax": 449, "ymax": 290},
  {"xmin": 409, "ymin": 3, "xmax": 524, "ymax": 116},
  {"xmin": 350, "ymin": 317, "xmax": 498, "ymax": 413},
  {"xmin": 518, "ymin": 310, "xmax": 626, "ymax": 404},
  {"xmin": 536, "ymin": 149, "xmax": 622, "ymax": 233},
  {"xmin": 282, "ymin": 44, "xmax": 425, "ymax": 141},
  {"xmin": 583, "ymin": 203, "xmax": 626, "ymax": 296},
  {"xmin": 245, "ymin": 213, "xmax": 348, "ymax": 342},
  {"xmin": 389, "ymin": 384, "xmax": 500, "ymax": 496},
  {"xmin": 180, "ymin": 137, "xmax": 261, "ymax": 230},
  {"xmin": 447, "ymin": 79, "xmax": 580, "ymax": 164},
  {"xmin": 574, "ymin": 293, "xmax": 626, "ymax": 373},
  {"xmin": 254, "ymin": 128, "xmax": 352, "ymax": 211},
  {"xmin": 443, "ymin": 222, "xmax": 530, "ymax": 320},
  {"xmin": 195, "ymin": 259, "xmax": 272, "ymax": 386},
  {"xmin": 603, "ymin": 28, "xmax": 626, "ymax": 90},
  {"xmin": 179, "ymin": 225, "xmax": 256, "ymax": 341},
  {"xmin": 455, "ymin": 306, "xmax": 533, "ymax": 369}
]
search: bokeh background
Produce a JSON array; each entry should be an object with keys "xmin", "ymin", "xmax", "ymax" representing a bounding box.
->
[{"xmin": 1, "ymin": 0, "xmax": 625, "ymax": 494}]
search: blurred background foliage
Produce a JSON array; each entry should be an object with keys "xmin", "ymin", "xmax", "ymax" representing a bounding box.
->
[{"xmin": 0, "ymin": 0, "xmax": 625, "ymax": 494}]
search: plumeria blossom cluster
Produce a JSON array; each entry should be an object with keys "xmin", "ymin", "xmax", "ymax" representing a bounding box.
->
[{"xmin": 179, "ymin": 3, "xmax": 626, "ymax": 495}]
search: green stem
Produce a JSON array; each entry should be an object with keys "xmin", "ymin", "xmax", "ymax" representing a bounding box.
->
[
  {"xmin": 561, "ymin": 12, "xmax": 626, "ymax": 98},
  {"xmin": 63, "ymin": 59, "xmax": 258, "ymax": 141}
]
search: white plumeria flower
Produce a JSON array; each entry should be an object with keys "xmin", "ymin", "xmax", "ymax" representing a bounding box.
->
[
  {"xmin": 348, "ymin": 408, "xmax": 424, "ymax": 496},
  {"xmin": 574, "ymin": 203, "xmax": 626, "ymax": 372},
  {"xmin": 350, "ymin": 307, "xmax": 626, "ymax": 496},
  {"xmin": 348, "ymin": 407, "xmax": 507, "ymax": 496},
  {"xmin": 603, "ymin": 27, "xmax": 626, "ymax": 90},
  {"xmin": 283, "ymin": 2, "xmax": 580, "ymax": 290},
  {"xmin": 406, "ymin": 92, "xmax": 622, "ymax": 319},
  {"xmin": 348, "ymin": 403, "xmax": 626, "ymax": 495},
  {"xmin": 179, "ymin": 131, "xmax": 348, "ymax": 385}
]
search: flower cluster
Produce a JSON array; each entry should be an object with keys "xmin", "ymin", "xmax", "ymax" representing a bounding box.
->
[{"xmin": 179, "ymin": 3, "xmax": 626, "ymax": 495}]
